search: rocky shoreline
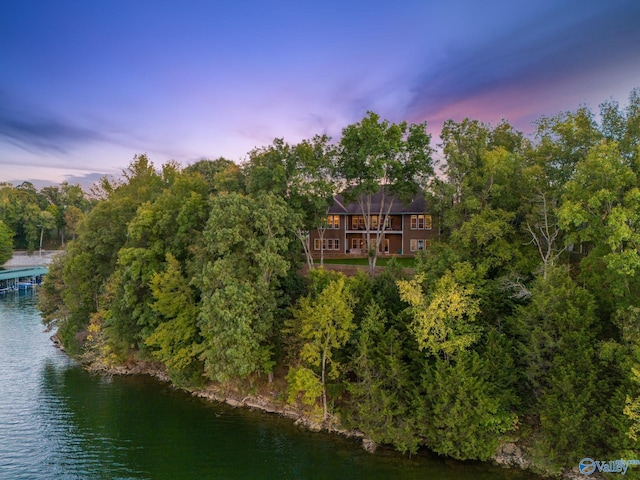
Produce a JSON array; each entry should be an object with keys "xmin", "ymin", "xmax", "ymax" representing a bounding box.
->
[{"xmin": 80, "ymin": 358, "xmax": 603, "ymax": 479}]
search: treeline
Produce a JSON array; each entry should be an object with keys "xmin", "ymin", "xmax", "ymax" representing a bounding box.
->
[
  {"xmin": 0, "ymin": 180, "xmax": 92, "ymax": 263},
  {"xmin": 39, "ymin": 90, "xmax": 640, "ymax": 474}
]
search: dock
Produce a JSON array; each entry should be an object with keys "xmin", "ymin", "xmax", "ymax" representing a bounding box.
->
[{"xmin": 0, "ymin": 267, "xmax": 48, "ymax": 294}]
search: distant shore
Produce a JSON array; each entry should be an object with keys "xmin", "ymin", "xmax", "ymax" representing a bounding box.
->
[{"xmin": 1, "ymin": 250, "xmax": 62, "ymax": 268}]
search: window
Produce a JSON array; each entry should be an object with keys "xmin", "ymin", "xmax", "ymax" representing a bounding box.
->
[
  {"xmin": 351, "ymin": 216, "xmax": 365, "ymax": 230},
  {"xmin": 410, "ymin": 214, "xmax": 433, "ymax": 230},
  {"xmin": 425, "ymin": 215, "xmax": 432, "ymax": 229},
  {"xmin": 410, "ymin": 239, "xmax": 430, "ymax": 252},
  {"xmin": 327, "ymin": 215, "xmax": 340, "ymax": 229},
  {"xmin": 316, "ymin": 238, "xmax": 340, "ymax": 251},
  {"xmin": 351, "ymin": 238, "xmax": 366, "ymax": 250}
]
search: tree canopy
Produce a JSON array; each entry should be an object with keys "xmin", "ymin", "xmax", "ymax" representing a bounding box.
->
[{"xmin": 36, "ymin": 88, "xmax": 640, "ymax": 475}]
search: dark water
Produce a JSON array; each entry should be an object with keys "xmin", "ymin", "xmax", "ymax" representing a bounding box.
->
[{"xmin": 0, "ymin": 292, "xmax": 536, "ymax": 479}]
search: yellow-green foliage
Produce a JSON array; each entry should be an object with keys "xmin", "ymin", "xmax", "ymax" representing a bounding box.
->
[
  {"xmin": 286, "ymin": 366, "xmax": 323, "ymax": 406},
  {"xmin": 398, "ymin": 272, "xmax": 480, "ymax": 358}
]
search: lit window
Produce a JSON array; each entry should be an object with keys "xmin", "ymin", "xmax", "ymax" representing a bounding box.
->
[
  {"xmin": 410, "ymin": 239, "xmax": 417, "ymax": 251},
  {"xmin": 425, "ymin": 215, "xmax": 432, "ymax": 230},
  {"xmin": 410, "ymin": 214, "xmax": 432, "ymax": 230},
  {"xmin": 314, "ymin": 238, "xmax": 320, "ymax": 250},
  {"xmin": 327, "ymin": 215, "xmax": 340, "ymax": 229},
  {"xmin": 351, "ymin": 216, "xmax": 366, "ymax": 229}
]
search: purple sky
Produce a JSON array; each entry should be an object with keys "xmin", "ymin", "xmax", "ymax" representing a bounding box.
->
[{"xmin": 1, "ymin": 0, "xmax": 639, "ymax": 187}]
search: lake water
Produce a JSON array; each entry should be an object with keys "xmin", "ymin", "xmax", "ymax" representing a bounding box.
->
[{"xmin": 0, "ymin": 291, "xmax": 536, "ymax": 479}]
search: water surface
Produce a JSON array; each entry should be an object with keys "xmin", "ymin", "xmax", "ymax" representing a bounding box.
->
[{"xmin": 0, "ymin": 291, "xmax": 536, "ymax": 479}]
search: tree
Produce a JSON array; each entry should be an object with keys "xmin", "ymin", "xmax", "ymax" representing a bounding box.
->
[
  {"xmin": 509, "ymin": 267, "xmax": 602, "ymax": 466},
  {"xmin": 0, "ymin": 220, "xmax": 13, "ymax": 264},
  {"xmin": 336, "ymin": 111, "xmax": 433, "ymax": 274},
  {"xmin": 102, "ymin": 169, "xmax": 211, "ymax": 356},
  {"xmin": 64, "ymin": 205, "xmax": 84, "ymax": 241},
  {"xmin": 286, "ymin": 273, "xmax": 355, "ymax": 422},
  {"xmin": 197, "ymin": 192, "xmax": 296, "ymax": 382},
  {"xmin": 533, "ymin": 106, "xmax": 602, "ymax": 187},
  {"xmin": 415, "ymin": 350, "xmax": 517, "ymax": 461},
  {"xmin": 145, "ymin": 253, "xmax": 203, "ymax": 386},
  {"xmin": 244, "ymin": 136, "xmax": 336, "ymax": 270},
  {"xmin": 558, "ymin": 141, "xmax": 640, "ymax": 299},
  {"xmin": 40, "ymin": 155, "xmax": 165, "ymax": 354},
  {"xmin": 398, "ymin": 270, "xmax": 481, "ymax": 360},
  {"xmin": 346, "ymin": 301, "xmax": 418, "ymax": 453},
  {"xmin": 184, "ymin": 157, "xmax": 245, "ymax": 194}
]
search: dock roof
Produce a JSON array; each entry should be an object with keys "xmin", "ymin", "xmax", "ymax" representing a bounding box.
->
[{"xmin": 0, "ymin": 267, "xmax": 48, "ymax": 281}]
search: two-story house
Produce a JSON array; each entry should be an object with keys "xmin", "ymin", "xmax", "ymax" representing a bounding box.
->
[{"xmin": 309, "ymin": 189, "xmax": 438, "ymax": 258}]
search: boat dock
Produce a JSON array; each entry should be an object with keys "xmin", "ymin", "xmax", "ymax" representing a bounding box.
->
[{"xmin": 0, "ymin": 267, "xmax": 48, "ymax": 294}]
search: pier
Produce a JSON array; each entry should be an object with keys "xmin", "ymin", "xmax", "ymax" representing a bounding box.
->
[{"xmin": 0, "ymin": 267, "xmax": 48, "ymax": 294}]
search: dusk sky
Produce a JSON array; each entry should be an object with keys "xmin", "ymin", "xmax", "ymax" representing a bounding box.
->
[{"xmin": 1, "ymin": 0, "xmax": 640, "ymax": 187}]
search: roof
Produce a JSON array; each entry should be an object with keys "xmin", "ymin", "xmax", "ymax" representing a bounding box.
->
[
  {"xmin": 0, "ymin": 267, "xmax": 48, "ymax": 281},
  {"xmin": 327, "ymin": 188, "xmax": 429, "ymax": 215}
]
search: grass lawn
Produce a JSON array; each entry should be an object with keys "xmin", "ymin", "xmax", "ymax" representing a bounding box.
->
[{"xmin": 317, "ymin": 257, "xmax": 416, "ymax": 268}]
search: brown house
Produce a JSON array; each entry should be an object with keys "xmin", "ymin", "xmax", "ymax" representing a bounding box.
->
[{"xmin": 309, "ymin": 189, "xmax": 439, "ymax": 258}]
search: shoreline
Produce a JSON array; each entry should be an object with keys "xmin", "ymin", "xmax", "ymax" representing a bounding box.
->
[{"xmin": 80, "ymin": 355, "xmax": 595, "ymax": 480}]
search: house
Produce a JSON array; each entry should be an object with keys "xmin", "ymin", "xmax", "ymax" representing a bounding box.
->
[{"xmin": 309, "ymin": 189, "xmax": 438, "ymax": 258}]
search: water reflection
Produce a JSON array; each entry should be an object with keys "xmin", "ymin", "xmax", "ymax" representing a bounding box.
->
[{"xmin": 1, "ymin": 292, "xmax": 538, "ymax": 480}]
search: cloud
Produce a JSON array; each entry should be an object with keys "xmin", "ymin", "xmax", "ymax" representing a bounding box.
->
[
  {"xmin": 0, "ymin": 92, "xmax": 108, "ymax": 155},
  {"xmin": 406, "ymin": 1, "xmax": 640, "ymax": 124}
]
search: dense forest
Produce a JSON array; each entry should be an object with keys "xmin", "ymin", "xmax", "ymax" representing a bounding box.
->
[
  {"xmin": 6, "ymin": 88, "xmax": 640, "ymax": 475},
  {"xmin": 0, "ymin": 179, "xmax": 92, "ymax": 264}
]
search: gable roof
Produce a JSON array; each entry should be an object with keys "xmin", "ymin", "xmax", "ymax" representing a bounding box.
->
[{"xmin": 328, "ymin": 188, "xmax": 429, "ymax": 215}]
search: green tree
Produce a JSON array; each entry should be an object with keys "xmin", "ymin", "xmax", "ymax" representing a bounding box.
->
[
  {"xmin": 558, "ymin": 141, "xmax": 640, "ymax": 301},
  {"xmin": 184, "ymin": 157, "xmax": 245, "ymax": 194},
  {"xmin": 39, "ymin": 155, "xmax": 165, "ymax": 353},
  {"xmin": 415, "ymin": 350, "xmax": 517, "ymax": 460},
  {"xmin": 336, "ymin": 111, "xmax": 433, "ymax": 274},
  {"xmin": 197, "ymin": 192, "xmax": 296, "ymax": 382},
  {"xmin": 346, "ymin": 301, "xmax": 418, "ymax": 453},
  {"xmin": 0, "ymin": 220, "xmax": 13, "ymax": 264},
  {"xmin": 145, "ymin": 253, "xmax": 203, "ymax": 386},
  {"xmin": 103, "ymin": 169, "xmax": 211, "ymax": 356},
  {"xmin": 509, "ymin": 267, "xmax": 603, "ymax": 466},
  {"xmin": 244, "ymin": 136, "xmax": 336, "ymax": 269},
  {"xmin": 287, "ymin": 274, "xmax": 355, "ymax": 422}
]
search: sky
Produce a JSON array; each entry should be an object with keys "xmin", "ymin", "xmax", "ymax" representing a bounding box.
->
[{"xmin": 1, "ymin": 0, "xmax": 640, "ymax": 188}]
